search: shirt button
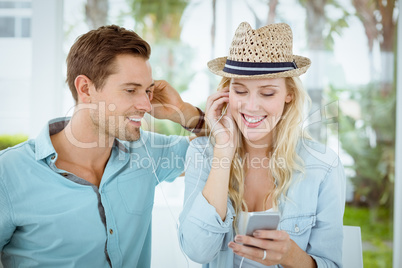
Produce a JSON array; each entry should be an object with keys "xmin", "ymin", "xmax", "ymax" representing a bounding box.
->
[
  {"xmin": 294, "ymin": 225, "xmax": 300, "ymax": 233},
  {"xmin": 51, "ymin": 155, "xmax": 56, "ymax": 160},
  {"xmin": 109, "ymin": 229, "xmax": 113, "ymax": 235}
]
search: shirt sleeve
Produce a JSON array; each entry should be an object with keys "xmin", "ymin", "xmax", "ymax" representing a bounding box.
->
[
  {"xmin": 178, "ymin": 137, "xmax": 234, "ymax": 264},
  {"xmin": 308, "ymin": 156, "xmax": 346, "ymax": 267},
  {"xmin": 0, "ymin": 176, "xmax": 16, "ymax": 251},
  {"xmin": 142, "ymin": 131, "xmax": 190, "ymax": 184}
]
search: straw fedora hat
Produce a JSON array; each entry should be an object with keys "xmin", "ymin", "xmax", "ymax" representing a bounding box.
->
[{"xmin": 208, "ymin": 22, "xmax": 311, "ymax": 79}]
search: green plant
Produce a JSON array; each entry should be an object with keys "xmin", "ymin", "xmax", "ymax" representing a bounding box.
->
[
  {"xmin": 344, "ymin": 205, "xmax": 393, "ymax": 268},
  {"xmin": 363, "ymin": 250, "xmax": 392, "ymax": 268},
  {"xmin": 344, "ymin": 206, "xmax": 393, "ymax": 241},
  {"xmin": 327, "ymin": 83, "xmax": 395, "ymax": 221},
  {"xmin": 0, "ymin": 135, "xmax": 29, "ymax": 151}
]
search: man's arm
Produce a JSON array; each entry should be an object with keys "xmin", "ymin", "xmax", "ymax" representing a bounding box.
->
[
  {"xmin": 150, "ymin": 80, "xmax": 206, "ymax": 137},
  {"xmin": 0, "ymin": 176, "xmax": 16, "ymax": 252}
]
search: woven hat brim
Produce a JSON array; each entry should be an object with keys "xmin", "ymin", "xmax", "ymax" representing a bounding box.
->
[{"xmin": 207, "ymin": 55, "xmax": 311, "ymax": 79}]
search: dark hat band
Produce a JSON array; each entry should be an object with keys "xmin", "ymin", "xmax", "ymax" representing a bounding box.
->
[{"xmin": 223, "ymin": 59, "xmax": 297, "ymax": 75}]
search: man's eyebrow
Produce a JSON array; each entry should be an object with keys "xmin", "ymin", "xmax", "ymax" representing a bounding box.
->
[
  {"xmin": 120, "ymin": 82, "xmax": 155, "ymax": 88},
  {"xmin": 120, "ymin": 82, "xmax": 142, "ymax": 87}
]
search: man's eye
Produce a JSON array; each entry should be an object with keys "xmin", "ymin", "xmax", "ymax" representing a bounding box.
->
[
  {"xmin": 147, "ymin": 90, "xmax": 153, "ymax": 100},
  {"xmin": 126, "ymin": 89, "xmax": 135, "ymax": 93}
]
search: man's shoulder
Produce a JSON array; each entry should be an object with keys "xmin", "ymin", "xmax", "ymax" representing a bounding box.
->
[
  {"xmin": 139, "ymin": 129, "xmax": 189, "ymax": 140},
  {"xmin": 131, "ymin": 130, "xmax": 189, "ymax": 148},
  {"xmin": 0, "ymin": 140, "xmax": 35, "ymax": 173},
  {"xmin": 0, "ymin": 139, "xmax": 34, "ymax": 160}
]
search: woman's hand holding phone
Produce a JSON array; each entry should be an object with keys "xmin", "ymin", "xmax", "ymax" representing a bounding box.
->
[
  {"xmin": 227, "ymin": 212, "xmax": 297, "ymax": 266},
  {"xmin": 228, "ymin": 229, "xmax": 294, "ymax": 266}
]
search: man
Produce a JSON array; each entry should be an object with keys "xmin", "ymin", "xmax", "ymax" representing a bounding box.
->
[{"xmin": 0, "ymin": 25, "xmax": 205, "ymax": 267}]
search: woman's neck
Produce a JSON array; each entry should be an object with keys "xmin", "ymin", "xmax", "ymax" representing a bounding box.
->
[{"xmin": 243, "ymin": 139, "xmax": 274, "ymax": 158}]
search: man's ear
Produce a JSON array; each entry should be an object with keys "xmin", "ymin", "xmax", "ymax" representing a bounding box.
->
[{"xmin": 75, "ymin": 75, "xmax": 93, "ymax": 104}]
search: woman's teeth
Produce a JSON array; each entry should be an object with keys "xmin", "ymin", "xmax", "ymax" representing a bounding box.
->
[{"xmin": 243, "ymin": 114, "xmax": 266, "ymax": 123}]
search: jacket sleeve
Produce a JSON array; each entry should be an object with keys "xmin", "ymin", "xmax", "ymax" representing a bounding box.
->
[
  {"xmin": 0, "ymin": 175, "xmax": 16, "ymax": 252},
  {"xmin": 178, "ymin": 138, "xmax": 234, "ymax": 264},
  {"xmin": 308, "ymin": 156, "xmax": 346, "ymax": 268}
]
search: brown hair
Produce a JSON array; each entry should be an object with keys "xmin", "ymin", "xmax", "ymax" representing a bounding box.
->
[{"xmin": 66, "ymin": 25, "xmax": 151, "ymax": 103}]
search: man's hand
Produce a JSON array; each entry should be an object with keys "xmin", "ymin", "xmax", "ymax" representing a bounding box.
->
[
  {"xmin": 150, "ymin": 80, "xmax": 205, "ymax": 137},
  {"xmin": 150, "ymin": 80, "xmax": 186, "ymax": 123}
]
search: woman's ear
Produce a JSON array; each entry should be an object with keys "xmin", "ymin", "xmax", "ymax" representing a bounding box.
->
[
  {"xmin": 285, "ymin": 92, "xmax": 293, "ymax": 103},
  {"xmin": 75, "ymin": 75, "xmax": 93, "ymax": 104}
]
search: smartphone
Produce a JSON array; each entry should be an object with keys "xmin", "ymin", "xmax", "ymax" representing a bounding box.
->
[{"xmin": 245, "ymin": 211, "xmax": 280, "ymax": 236}]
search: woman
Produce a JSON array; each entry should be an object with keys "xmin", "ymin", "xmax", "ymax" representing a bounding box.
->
[{"xmin": 179, "ymin": 22, "xmax": 345, "ymax": 267}]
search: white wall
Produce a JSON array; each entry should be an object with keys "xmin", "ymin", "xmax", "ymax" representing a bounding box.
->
[
  {"xmin": 0, "ymin": 0, "xmax": 64, "ymax": 138},
  {"xmin": 29, "ymin": 0, "xmax": 64, "ymax": 138},
  {"xmin": 152, "ymin": 177, "xmax": 201, "ymax": 268},
  {"xmin": 0, "ymin": 39, "xmax": 32, "ymax": 134}
]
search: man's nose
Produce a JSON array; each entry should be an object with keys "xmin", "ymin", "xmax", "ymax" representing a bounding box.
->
[{"xmin": 134, "ymin": 92, "xmax": 152, "ymax": 112}]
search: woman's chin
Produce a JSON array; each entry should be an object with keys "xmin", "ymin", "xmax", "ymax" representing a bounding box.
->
[{"xmin": 241, "ymin": 131, "xmax": 271, "ymax": 147}]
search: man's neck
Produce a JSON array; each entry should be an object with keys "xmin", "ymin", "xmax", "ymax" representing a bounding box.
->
[{"xmin": 50, "ymin": 114, "xmax": 114, "ymax": 187}]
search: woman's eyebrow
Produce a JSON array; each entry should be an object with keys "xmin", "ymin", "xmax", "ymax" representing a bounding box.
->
[
  {"xmin": 259, "ymin": 84, "xmax": 279, "ymax": 89},
  {"xmin": 231, "ymin": 82, "xmax": 246, "ymax": 87}
]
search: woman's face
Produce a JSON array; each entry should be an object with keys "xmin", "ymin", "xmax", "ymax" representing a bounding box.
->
[{"xmin": 228, "ymin": 77, "xmax": 292, "ymax": 147}]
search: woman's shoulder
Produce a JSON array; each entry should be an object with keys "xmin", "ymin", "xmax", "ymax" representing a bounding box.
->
[
  {"xmin": 187, "ymin": 136, "xmax": 214, "ymax": 158},
  {"xmin": 296, "ymin": 138, "xmax": 340, "ymax": 168}
]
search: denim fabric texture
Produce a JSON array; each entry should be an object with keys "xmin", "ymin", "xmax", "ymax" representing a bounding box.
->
[{"xmin": 179, "ymin": 136, "xmax": 346, "ymax": 268}]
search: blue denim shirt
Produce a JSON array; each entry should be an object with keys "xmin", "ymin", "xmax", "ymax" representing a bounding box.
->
[
  {"xmin": 0, "ymin": 118, "xmax": 189, "ymax": 267},
  {"xmin": 179, "ymin": 137, "xmax": 346, "ymax": 268}
]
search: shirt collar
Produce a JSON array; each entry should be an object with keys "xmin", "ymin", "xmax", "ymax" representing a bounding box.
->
[
  {"xmin": 35, "ymin": 117, "xmax": 130, "ymax": 161},
  {"xmin": 34, "ymin": 117, "xmax": 68, "ymax": 161}
]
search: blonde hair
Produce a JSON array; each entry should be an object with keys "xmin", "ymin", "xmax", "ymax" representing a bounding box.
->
[{"xmin": 216, "ymin": 76, "xmax": 311, "ymax": 232}]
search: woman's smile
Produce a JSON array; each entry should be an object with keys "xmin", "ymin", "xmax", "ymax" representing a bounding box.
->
[{"xmin": 241, "ymin": 113, "xmax": 267, "ymax": 128}]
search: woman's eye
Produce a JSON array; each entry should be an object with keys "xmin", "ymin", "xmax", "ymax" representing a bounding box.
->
[
  {"xmin": 126, "ymin": 89, "xmax": 135, "ymax": 93},
  {"xmin": 235, "ymin": 91, "xmax": 247, "ymax": 95},
  {"xmin": 262, "ymin": 93, "xmax": 274, "ymax": 97}
]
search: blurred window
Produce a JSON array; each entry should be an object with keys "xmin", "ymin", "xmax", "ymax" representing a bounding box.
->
[
  {"xmin": 0, "ymin": 1, "xmax": 31, "ymax": 38},
  {"xmin": 0, "ymin": 17, "xmax": 14, "ymax": 37},
  {"xmin": 0, "ymin": 1, "xmax": 31, "ymax": 9},
  {"xmin": 20, "ymin": 17, "xmax": 30, "ymax": 37}
]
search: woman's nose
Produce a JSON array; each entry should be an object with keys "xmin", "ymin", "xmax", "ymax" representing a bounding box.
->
[{"xmin": 243, "ymin": 94, "xmax": 260, "ymax": 112}]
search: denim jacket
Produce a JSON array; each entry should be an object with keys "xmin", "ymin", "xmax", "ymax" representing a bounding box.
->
[{"xmin": 179, "ymin": 137, "xmax": 346, "ymax": 268}]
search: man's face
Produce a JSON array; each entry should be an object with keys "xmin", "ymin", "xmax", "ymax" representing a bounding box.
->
[{"xmin": 89, "ymin": 54, "xmax": 154, "ymax": 142}]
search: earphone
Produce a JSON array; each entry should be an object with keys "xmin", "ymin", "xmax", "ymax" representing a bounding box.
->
[
  {"xmin": 181, "ymin": 104, "xmax": 228, "ymax": 210},
  {"xmin": 141, "ymin": 135, "xmax": 192, "ymax": 267},
  {"xmin": 141, "ymin": 102, "xmax": 230, "ymax": 268}
]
